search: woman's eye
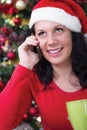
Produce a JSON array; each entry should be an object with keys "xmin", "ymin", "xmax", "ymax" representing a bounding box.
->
[
  {"xmin": 56, "ymin": 28, "xmax": 63, "ymax": 33},
  {"xmin": 38, "ymin": 32, "xmax": 46, "ymax": 37}
]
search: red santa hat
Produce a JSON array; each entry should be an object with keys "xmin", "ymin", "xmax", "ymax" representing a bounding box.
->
[{"xmin": 29, "ymin": 0, "xmax": 87, "ymax": 36}]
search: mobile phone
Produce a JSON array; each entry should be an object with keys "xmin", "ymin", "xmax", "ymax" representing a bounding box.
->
[{"xmin": 34, "ymin": 46, "xmax": 42, "ymax": 60}]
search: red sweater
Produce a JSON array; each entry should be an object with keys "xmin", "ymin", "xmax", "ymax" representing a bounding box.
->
[{"xmin": 0, "ymin": 64, "xmax": 87, "ymax": 130}]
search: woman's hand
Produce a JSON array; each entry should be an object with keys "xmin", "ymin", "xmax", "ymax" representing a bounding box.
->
[{"xmin": 18, "ymin": 35, "xmax": 40, "ymax": 69}]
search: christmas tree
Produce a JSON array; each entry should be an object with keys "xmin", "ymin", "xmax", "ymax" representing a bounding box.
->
[
  {"xmin": 0, "ymin": 0, "xmax": 87, "ymax": 129},
  {"xmin": 0, "ymin": 0, "xmax": 37, "ymax": 86},
  {"xmin": 0, "ymin": 0, "xmax": 41, "ymax": 129}
]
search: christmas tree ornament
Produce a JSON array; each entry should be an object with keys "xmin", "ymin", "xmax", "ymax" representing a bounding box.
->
[
  {"xmin": 2, "ymin": 41, "xmax": 9, "ymax": 53},
  {"xmin": 14, "ymin": 17, "xmax": 21, "ymax": 25},
  {"xmin": 0, "ymin": 0, "xmax": 5, "ymax": 3},
  {"xmin": 8, "ymin": 18, "xmax": 15, "ymax": 26},
  {"xmin": 23, "ymin": 113, "xmax": 29, "ymax": 120},
  {"xmin": 6, "ymin": 51, "xmax": 16, "ymax": 60},
  {"xmin": 5, "ymin": 0, "xmax": 12, "ymax": 4},
  {"xmin": 29, "ymin": 106, "xmax": 39, "ymax": 117},
  {"xmin": 36, "ymin": 116, "xmax": 41, "ymax": 123},
  {"xmin": 21, "ymin": 19, "xmax": 29, "ymax": 26},
  {"xmin": 0, "ymin": 36, "xmax": 6, "ymax": 45},
  {"xmin": 15, "ymin": 0, "xmax": 27, "ymax": 10}
]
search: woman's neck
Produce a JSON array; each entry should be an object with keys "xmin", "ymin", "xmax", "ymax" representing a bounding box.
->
[
  {"xmin": 52, "ymin": 62, "xmax": 81, "ymax": 92},
  {"xmin": 52, "ymin": 61, "xmax": 72, "ymax": 79}
]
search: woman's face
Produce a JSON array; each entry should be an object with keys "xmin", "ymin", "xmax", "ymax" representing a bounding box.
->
[{"xmin": 35, "ymin": 21, "xmax": 72, "ymax": 66}]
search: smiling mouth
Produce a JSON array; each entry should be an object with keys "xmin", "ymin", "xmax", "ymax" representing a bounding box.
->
[{"xmin": 47, "ymin": 47, "xmax": 63, "ymax": 54}]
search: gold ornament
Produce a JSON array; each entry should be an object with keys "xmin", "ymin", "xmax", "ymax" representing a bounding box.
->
[
  {"xmin": 21, "ymin": 18, "xmax": 29, "ymax": 26},
  {"xmin": 6, "ymin": 0, "xmax": 12, "ymax": 4},
  {"xmin": 15, "ymin": 0, "xmax": 26, "ymax": 10},
  {"xmin": 2, "ymin": 41, "xmax": 9, "ymax": 53},
  {"xmin": 0, "ymin": 0, "xmax": 5, "ymax": 3}
]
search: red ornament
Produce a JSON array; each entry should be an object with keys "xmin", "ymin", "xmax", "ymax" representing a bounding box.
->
[
  {"xmin": 23, "ymin": 113, "xmax": 29, "ymax": 120},
  {"xmin": 0, "ymin": 81, "xmax": 5, "ymax": 92},
  {"xmin": 0, "ymin": 3, "xmax": 18, "ymax": 15},
  {"xmin": 0, "ymin": 36, "xmax": 6, "ymax": 45},
  {"xmin": 29, "ymin": 106, "xmax": 39, "ymax": 117},
  {"xmin": 7, "ymin": 51, "xmax": 16, "ymax": 60},
  {"xmin": 0, "ymin": 26, "xmax": 12, "ymax": 35},
  {"xmin": 14, "ymin": 17, "xmax": 21, "ymax": 25}
]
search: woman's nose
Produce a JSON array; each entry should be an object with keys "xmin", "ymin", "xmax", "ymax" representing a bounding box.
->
[{"xmin": 47, "ymin": 34, "xmax": 57, "ymax": 46}]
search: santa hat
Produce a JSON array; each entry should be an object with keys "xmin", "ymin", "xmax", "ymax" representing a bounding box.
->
[{"xmin": 29, "ymin": 0, "xmax": 87, "ymax": 36}]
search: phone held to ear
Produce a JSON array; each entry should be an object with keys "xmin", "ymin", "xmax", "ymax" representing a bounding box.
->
[
  {"xmin": 33, "ymin": 46, "xmax": 42, "ymax": 60},
  {"xmin": 30, "ymin": 33, "xmax": 42, "ymax": 60}
]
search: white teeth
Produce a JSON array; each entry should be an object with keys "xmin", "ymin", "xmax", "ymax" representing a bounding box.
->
[{"xmin": 49, "ymin": 49, "xmax": 61, "ymax": 54}]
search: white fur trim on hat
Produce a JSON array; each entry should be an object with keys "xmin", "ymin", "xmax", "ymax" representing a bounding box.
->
[{"xmin": 29, "ymin": 7, "xmax": 82, "ymax": 32}]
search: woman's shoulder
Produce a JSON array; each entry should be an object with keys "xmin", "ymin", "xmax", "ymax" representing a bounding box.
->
[{"xmin": 16, "ymin": 64, "xmax": 44, "ymax": 91}]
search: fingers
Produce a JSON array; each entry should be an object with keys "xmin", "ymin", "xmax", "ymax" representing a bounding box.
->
[
  {"xmin": 21, "ymin": 35, "xmax": 39, "ymax": 49},
  {"xmin": 18, "ymin": 35, "xmax": 40, "ymax": 69},
  {"xmin": 18, "ymin": 35, "xmax": 40, "ymax": 55}
]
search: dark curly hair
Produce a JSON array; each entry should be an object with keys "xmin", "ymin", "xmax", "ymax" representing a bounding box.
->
[
  {"xmin": 71, "ymin": 32, "xmax": 87, "ymax": 88},
  {"xmin": 31, "ymin": 27, "xmax": 87, "ymax": 88}
]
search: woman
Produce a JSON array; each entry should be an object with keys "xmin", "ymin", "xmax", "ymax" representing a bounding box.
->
[{"xmin": 0, "ymin": 0, "xmax": 87, "ymax": 130}]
